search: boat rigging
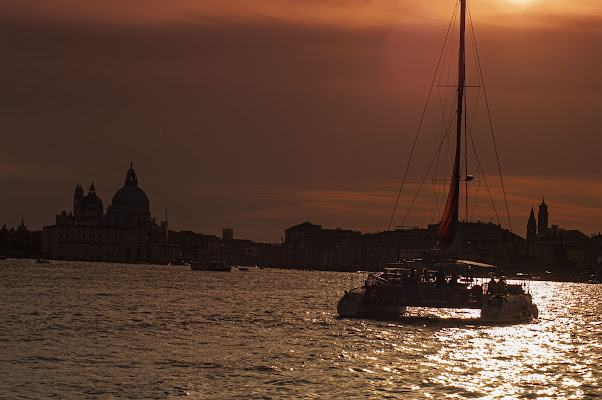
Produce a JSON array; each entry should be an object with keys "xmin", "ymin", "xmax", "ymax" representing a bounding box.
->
[{"xmin": 337, "ymin": 0, "xmax": 539, "ymax": 322}]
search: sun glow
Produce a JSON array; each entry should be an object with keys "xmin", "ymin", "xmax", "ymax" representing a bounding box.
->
[{"xmin": 504, "ymin": 0, "xmax": 536, "ymax": 6}]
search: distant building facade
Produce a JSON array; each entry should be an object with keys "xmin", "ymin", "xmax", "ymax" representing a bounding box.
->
[
  {"xmin": 42, "ymin": 164, "xmax": 181, "ymax": 264},
  {"xmin": 281, "ymin": 221, "xmax": 520, "ymax": 270},
  {"xmin": 537, "ymin": 199, "xmax": 549, "ymax": 236},
  {"xmin": 527, "ymin": 207, "xmax": 537, "ymax": 240},
  {"xmin": 16, "ymin": 217, "xmax": 28, "ymax": 233},
  {"xmin": 222, "ymin": 228, "xmax": 234, "ymax": 241},
  {"xmin": 526, "ymin": 198, "xmax": 600, "ymax": 272}
]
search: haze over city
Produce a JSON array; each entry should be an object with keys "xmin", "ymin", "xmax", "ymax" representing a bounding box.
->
[{"xmin": 0, "ymin": 0, "xmax": 600, "ymax": 242}]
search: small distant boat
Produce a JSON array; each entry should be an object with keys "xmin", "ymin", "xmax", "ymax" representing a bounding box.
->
[
  {"xmin": 36, "ymin": 259, "xmax": 50, "ymax": 264},
  {"xmin": 189, "ymin": 261, "xmax": 231, "ymax": 271}
]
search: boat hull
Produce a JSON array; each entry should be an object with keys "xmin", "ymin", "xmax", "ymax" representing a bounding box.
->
[
  {"xmin": 337, "ymin": 288, "xmax": 538, "ymax": 322},
  {"xmin": 480, "ymin": 293, "xmax": 538, "ymax": 322},
  {"xmin": 337, "ymin": 288, "xmax": 407, "ymax": 318}
]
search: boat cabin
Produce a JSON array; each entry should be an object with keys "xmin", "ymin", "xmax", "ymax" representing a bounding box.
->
[{"xmin": 360, "ymin": 259, "xmax": 529, "ymax": 309}]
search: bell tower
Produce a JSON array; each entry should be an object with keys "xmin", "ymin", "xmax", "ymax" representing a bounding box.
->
[
  {"xmin": 527, "ymin": 206, "xmax": 537, "ymax": 240},
  {"xmin": 537, "ymin": 198, "xmax": 548, "ymax": 236},
  {"xmin": 73, "ymin": 184, "xmax": 84, "ymax": 218}
]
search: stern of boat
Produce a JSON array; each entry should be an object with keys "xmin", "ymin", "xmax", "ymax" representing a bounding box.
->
[
  {"xmin": 480, "ymin": 293, "xmax": 538, "ymax": 322},
  {"xmin": 337, "ymin": 288, "xmax": 365, "ymax": 317}
]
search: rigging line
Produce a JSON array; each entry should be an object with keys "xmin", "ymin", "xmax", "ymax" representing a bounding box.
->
[
  {"xmin": 433, "ymin": 44, "xmax": 459, "ymax": 223},
  {"xmin": 465, "ymin": 27, "xmax": 486, "ymax": 222},
  {"xmin": 379, "ymin": 115, "xmax": 456, "ymax": 266},
  {"xmin": 468, "ymin": 5, "xmax": 513, "ymax": 233},
  {"xmin": 377, "ymin": 1, "xmax": 458, "ymax": 269},
  {"xmin": 466, "ymin": 117, "xmax": 502, "ymax": 226},
  {"xmin": 463, "ymin": 59, "xmax": 501, "ymax": 225},
  {"xmin": 385, "ymin": 1, "xmax": 459, "ymax": 233},
  {"xmin": 400, "ymin": 107, "xmax": 457, "ymax": 229},
  {"xmin": 433, "ymin": 92, "xmax": 458, "ymax": 223},
  {"xmin": 465, "ymin": 76, "xmax": 485, "ymax": 222},
  {"xmin": 470, "ymin": 180, "xmax": 481, "ymax": 220}
]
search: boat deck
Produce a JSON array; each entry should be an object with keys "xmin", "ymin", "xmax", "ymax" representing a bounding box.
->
[{"xmin": 364, "ymin": 283, "xmax": 484, "ymax": 309}]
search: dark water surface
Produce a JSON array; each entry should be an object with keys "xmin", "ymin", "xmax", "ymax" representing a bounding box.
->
[{"xmin": 1, "ymin": 260, "xmax": 600, "ymax": 399}]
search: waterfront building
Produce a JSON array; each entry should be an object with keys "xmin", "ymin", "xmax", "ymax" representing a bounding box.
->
[
  {"xmin": 283, "ymin": 221, "xmax": 522, "ymax": 270},
  {"xmin": 538, "ymin": 198, "xmax": 549, "ymax": 236},
  {"xmin": 525, "ymin": 199, "xmax": 598, "ymax": 271},
  {"xmin": 222, "ymin": 228, "xmax": 234, "ymax": 241},
  {"xmin": 168, "ymin": 230, "xmax": 221, "ymax": 262},
  {"xmin": 16, "ymin": 218, "xmax": 28, "ymax": 233},
  {"xmin": 527, "ymin": 207, "xmax": 537, "ymax": 240},
  {"xmin": 42, "ymin": 164, "xmax": 181, "ymax": 264}
]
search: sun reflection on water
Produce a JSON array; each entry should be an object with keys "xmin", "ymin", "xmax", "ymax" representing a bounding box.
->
[
  {"xmin": 1, "ymin": 263, "xmax": 600, "ymax": 399},
  {"xmin": 336, "ymin": 281, "xmax": 600, "ymax": 398}
]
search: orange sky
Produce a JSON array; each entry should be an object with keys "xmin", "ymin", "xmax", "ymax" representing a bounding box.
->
[{"xmin": 0, "ymin": 0, "xmax": 600, "ymax": 241}]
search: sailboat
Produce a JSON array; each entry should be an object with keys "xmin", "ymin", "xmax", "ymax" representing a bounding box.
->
[{"xmin": 337, "ymin": 0, "xmax": 538, "ymax": 322}]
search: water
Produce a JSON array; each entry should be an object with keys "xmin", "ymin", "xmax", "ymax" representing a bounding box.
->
[{"xmin": 1, "ymin": 260, "xmax": 600, "ymax": 399}]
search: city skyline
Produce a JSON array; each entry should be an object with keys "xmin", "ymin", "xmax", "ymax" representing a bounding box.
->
[{"xmin": 0, "ymin": 0, "xmax": 600, "ymax": 242}]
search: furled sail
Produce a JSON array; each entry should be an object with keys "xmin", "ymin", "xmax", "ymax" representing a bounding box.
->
[
  {"xmin": 437, "ymin": 0, "xmax": 466, "ymax": 246},
  {"xmin": 437, "ymin": 151, "xmax": 460, "ymax": 245}
]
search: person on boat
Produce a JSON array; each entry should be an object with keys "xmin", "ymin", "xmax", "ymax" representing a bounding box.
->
[
  {"xmin": 487, "ymin": 278, "xmax": 498, "ymax": 295},
  {"xmin": 407, "ymin": 269, "xmax": 419, "ymax": 298},
  {"xmin": 498, "ymin": 277, "xmax": 508, "ymax": 294},
  {"xmin": 435, "ymin": 269, "xmax": 445, "ymax": 288}
]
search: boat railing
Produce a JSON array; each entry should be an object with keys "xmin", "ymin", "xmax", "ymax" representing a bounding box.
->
[{"xmin": 484, "ymin": 278, "xmax": 531, "ymax": 296}]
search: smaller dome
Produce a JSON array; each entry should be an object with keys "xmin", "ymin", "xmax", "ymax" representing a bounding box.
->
[
  {"xmin": 74, "ymin": 184, "xmax": 84, "ymax": 197},
  {"xmin": 82, "ymin": 193, "xmax": 103, "ymax": 213}
]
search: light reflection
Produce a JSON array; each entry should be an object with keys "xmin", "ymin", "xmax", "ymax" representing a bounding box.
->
[{"xmin": 337, "ymin": 281, "xmax": 600, "ymax": 398}]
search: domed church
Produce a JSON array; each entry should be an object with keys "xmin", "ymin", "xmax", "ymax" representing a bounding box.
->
[
  {"xmin": 42, "ymin": 164, "xmax": 181, "ymax": 264},
  {"xmin": 107, "ymin": 164, "xmax": 151, "ymax": 228}
]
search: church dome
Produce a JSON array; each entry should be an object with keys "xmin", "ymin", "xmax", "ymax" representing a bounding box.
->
[
  {"xmin": 83, "ymin": 193, "xmax": 104, "ymax": 213},
  {"xmin": 111, "ymin": 185, "xmax": 149, "ymax": 208},
  {"xmin": 110, "ymin": 164, "xmax": 150, "ymax": 210},
  {"xmin": 82, "ymin": 182, "xmax": 103, "ymax": 213}
]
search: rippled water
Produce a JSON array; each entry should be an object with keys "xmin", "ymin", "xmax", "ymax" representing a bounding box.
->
[{"xmin": 1, "ymin": 260, "xmax": 600, "ymax": 399}]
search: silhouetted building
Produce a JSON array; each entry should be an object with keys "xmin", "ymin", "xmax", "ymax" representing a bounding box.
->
[
  {"xmin": 0, "ymin": 223, "xmax": 42, "ymax": 258},
  {"xmin": 16, "ymin": 217, "xmax": 28, "ymax": 233},
  {"xmin": 283, "ymin": 220, "xmax": 522, "ymax": 270},
  {"xmin": 169, "ymin": 230, "xmax": 220, "ymax": 261},
  {"xmin": 527, "ymin": 207, "xmax": 537, "ymax": 240},
  {"xmin": 526, "ymin": 199, "xmax": 596, "ymax": 273},
  {"xmin": 42, "ymin": 164, "xmax": 181, "ymax": 264},
  {"xmin": 222, "ymin": 228, "xmax": 233, "ymax": 241},
  {"xmin": 283, "ymin": 222, "xmax": 364, "ymax": 269},
  {"xmin": 538, "ymin": 198, "xmax": 548, "ymax": 236}
]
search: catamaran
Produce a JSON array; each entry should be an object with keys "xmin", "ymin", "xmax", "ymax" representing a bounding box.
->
[{"xmin": 337, "ymin": 0, "xmax": 538, "ymax": 322}]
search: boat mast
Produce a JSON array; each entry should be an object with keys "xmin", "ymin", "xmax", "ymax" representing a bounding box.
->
[
  {"xmin": 456, "ymin": 0, "xmax": 467, "ymax": 220},
  {"xmin": 437, "ymin": 0, "xmax": 466, "ymax": 246}
]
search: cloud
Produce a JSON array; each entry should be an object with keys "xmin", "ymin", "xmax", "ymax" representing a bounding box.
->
[
  {"xmin": 190, "ymin": 175, "xmax": 601, "ymax": 240},
  {"xmin": 0, "ymin": 1, "xmax": 599, "ymax": 241}
]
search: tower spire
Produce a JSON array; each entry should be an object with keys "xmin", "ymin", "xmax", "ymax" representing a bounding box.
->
[{"xmin": 125, "ymin": 163, "xmax": 138, "ymax": 186}]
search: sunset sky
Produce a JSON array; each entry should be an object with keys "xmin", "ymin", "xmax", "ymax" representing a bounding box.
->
[{"xmin": 0, "ymin": 0, "xmax": 600, "ymax": 241}]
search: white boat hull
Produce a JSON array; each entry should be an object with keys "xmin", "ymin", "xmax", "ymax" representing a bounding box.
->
[
  {"xmin": 480, "ymin": 293, "xmax": 538, "ymax": 322},
  {"xmin": 338, "ymin": 288, "xmax": 538, "ymax": 322}
]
